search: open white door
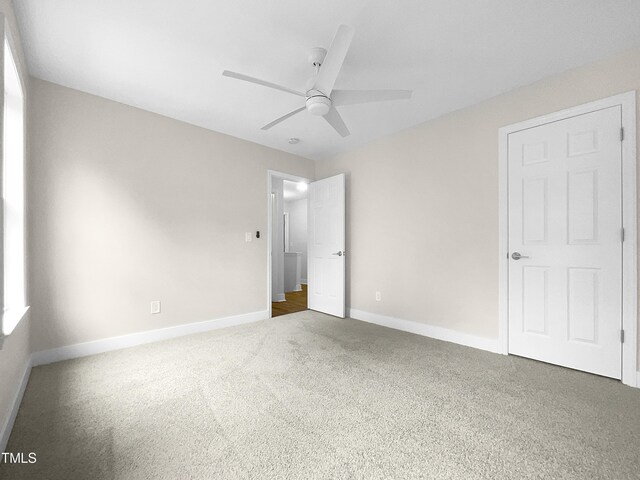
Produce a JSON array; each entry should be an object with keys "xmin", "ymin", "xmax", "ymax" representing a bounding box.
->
[{"xmin": 308, "ymin": 174, "xmax": 345, "ymax": 318}]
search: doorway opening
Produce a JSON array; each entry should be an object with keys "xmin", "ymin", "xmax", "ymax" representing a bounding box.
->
[
  {"xmin": 268, "ymin": 172, "xmax": 309, "ymax": 318},
  {"xmin": 267, "ymin": 170, "xmax": 346, "ymax": 319}
]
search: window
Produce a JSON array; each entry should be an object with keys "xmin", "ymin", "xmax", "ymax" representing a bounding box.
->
[{"xmin": 2, "ymin": 35, "xmax": 27, "ymax": 336}]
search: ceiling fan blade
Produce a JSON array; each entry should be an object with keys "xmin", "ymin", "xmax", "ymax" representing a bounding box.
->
[
  {"xmin": 261, "ymin": 106, "xmax": 306, "ymax": 130},
  {"xmin": 222, "ymin": 70, "xmax": 305, "ymax": 97},
  {"xmin": 313, "ymin": 25, "xmax": 355, "ymax": 96},
  {"xmin": 332, "ymin": 89, "xmax": 412, "ymax": 106},
  {"xmin": 323, "ymin": 107, "xmax": 350, "ymax": 137}
]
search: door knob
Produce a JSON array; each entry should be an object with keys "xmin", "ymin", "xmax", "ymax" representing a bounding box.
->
[
  {"xmin": 511, "ymin": 252, "xmax": 529, "ymax": 260},
  {"xmin": 332, "ymin": 251, "xmax": 344, "ymax": 256}
]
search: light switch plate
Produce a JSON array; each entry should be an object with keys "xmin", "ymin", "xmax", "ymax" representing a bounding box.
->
[
  {"xmin": 151, "ymin": 301, "xmax": 161, "ymax": 314},
  {"xmin": 245, "ymin": 232, "xmax": 252, "ymax": 242}
]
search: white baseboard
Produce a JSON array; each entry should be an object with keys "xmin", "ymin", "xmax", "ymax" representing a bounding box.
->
[
  {"xmin": 348, "ymin": 308, "xmax": 500, "ymax": 354},
  {"xmin": 32, "ymin": 310, "xmax": 269, "ymax": 367},
  {"xmin": 272, "ymin": 294, "xmax": 286, "ymax": 302},
  {"xmin": 301, "ymin": 279, "xmax": 307, "ymax": 285},
  {"xmin": 0, "ymin": 359, "xmax": 32, "ymax": 453}
]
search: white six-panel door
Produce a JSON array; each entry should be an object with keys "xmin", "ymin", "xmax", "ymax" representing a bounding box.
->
[
  {"xmin": 508, "ymin": 106, "xmax": 623, "ymax": 379},
  {"xmin": 308, "ymin": 174, "xmax": 345, "ymax": 318}
]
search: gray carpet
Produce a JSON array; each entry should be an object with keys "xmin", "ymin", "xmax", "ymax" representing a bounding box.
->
[{"xmin": 1, "ymin": 311, "xmax": 639, "ymax": 479}]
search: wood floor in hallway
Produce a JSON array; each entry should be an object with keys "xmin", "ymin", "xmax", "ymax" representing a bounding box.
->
[{"xmin": 272, "ymin": 284, "xmax": 307, "ymax": 317}]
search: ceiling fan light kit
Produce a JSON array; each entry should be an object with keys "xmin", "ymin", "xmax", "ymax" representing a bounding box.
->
[
  {"xmin": 305, "ymin": 92, "xmax": 331, "ymax": 116},
  {"xmin": 222, "ymin": 25, "xmax": 412, "ymax": 137}
]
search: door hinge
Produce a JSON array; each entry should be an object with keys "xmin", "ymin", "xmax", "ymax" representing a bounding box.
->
[
  {"xmin": 621, "ymin": 329, "xmax": 625, "ymax": 343},
  {"xmin": 621, "ymin": 127, "xmax": 624, "ymax": 141},
  {"xmin": 622, "ymin": 227, "xmax": 625, "ymax": 242}
]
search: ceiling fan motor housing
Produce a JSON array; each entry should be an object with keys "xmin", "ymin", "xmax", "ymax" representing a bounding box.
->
[{"xmin": 306, "ymin": 91, "xmax": 331, "ymax": 116}]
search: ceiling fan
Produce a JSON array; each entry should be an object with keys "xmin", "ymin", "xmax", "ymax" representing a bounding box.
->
[{"xmin": 222, "ymin": 25, "xmax": 412, "ymax": 137}]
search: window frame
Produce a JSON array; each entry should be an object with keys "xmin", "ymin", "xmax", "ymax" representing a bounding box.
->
[{"xmin": 1, "ymin": 18, "xmax": 29, "ymax": 340}]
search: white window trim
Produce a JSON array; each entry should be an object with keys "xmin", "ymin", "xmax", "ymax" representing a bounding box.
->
[
  {"xmin": 2, "ymin": 306, "xmax": 29, "ymax": 336},
  {"xmin": 498, "ymin": 91, "xmax": 637, "ymax": 388},
  {"xmin": 0, "ymin": 18, "xmax": 29, "ymax": 341}
]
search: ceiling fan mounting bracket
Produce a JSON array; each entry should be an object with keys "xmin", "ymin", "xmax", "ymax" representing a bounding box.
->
[{"xmin": 308, "ymin": 47, "xmax": 327, "ymax": 68}]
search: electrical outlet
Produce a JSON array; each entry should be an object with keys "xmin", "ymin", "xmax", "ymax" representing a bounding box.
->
[
  {"xmin": 245, "ymin": 232, "xmax": 252, "ymax": 242},
  {"xmin": 150, "ymin": 301, "xmax": 161, "ymax": 314},
  {"xmin": 375, "ymin": 291, "xmax": 382, "ymax": 302}
]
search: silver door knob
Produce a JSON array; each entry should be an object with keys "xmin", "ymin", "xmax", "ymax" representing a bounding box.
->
[
  {"xmin": 332, "ymin": 251, "xmax": 344, "ymax": 256},
  {"xmin": 511, "ymin": 252, "xmax": 529, "ymax": 260}
]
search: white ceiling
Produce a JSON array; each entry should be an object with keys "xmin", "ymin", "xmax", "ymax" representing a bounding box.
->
[{"xmin": 15, "ymin": 1, "xmax": 640, "ymax": 160}]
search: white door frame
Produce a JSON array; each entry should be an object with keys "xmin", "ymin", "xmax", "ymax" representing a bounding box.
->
[
  {"xmin": 498, "ymin": 91, "xmax": 638, "ymax": 387},
  {"xmin": 267, "ymin": 170, "xmax": 310, "ymax": 318}
]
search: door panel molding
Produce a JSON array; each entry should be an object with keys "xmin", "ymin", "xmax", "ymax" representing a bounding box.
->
[{"xmin": 499, "ymin": 91, "xmax": 637, "ymax": 387}]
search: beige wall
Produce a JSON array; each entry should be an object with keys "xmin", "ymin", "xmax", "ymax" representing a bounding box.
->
[
  {"xmin": 316, "ymin": 48, "xmax": 640, "ymax": 360},
  {"xmin": 0, "ymin": 0, "xmax": 31, "ymax": 443},
  {"xmin": 28, "ymin": 78, "xmax": 314, "ymax": 352}
]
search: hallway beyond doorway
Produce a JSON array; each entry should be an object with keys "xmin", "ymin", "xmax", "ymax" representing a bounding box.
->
[{"xmin": 272, "ymin": 284, "xmax": 307, "ymax": 317}]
